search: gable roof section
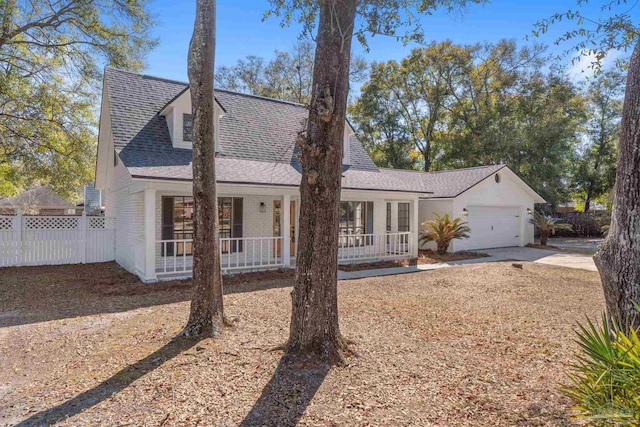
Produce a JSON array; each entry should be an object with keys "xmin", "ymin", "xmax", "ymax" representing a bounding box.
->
[
  {"xmin": 408, "ymin": 164, "xmax": 506, "ymax": 198},
  {"xmin": 385, "ymin": 164, "xmax": 545, "ymax": 201},
  {"xmin": 104, "ymin": 68, "xmax": 377, "ymax": 174},
  {"xmin": 0, "ymin": 186, "xmax": 74, "ymax": 209}
]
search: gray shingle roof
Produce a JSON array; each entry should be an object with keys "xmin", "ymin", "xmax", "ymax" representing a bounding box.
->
[
  {"xmin": 0, "ymin": 186, "xmax": 74, "ymax": 208},
  {"xmin": 127, "ymin": 157, "xmax": 436, "ymax": 193},
  {"xmin": 105, "ymin": 68, "xmax": 377, "ymax": 171},
  {"xmin": 103, "ymin": 68, "xmax": 512, "ymax": 197},
  {"xmin": 380, "ymin": 164, "xmax": 507, "ymax": 198}
]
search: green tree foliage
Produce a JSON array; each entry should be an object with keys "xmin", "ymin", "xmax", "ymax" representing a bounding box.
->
[
  {"xmin": 0, "ymin": 0, "xmax": 156, "ymax": 200},
  {"xmin": 215, "ymin": 41, "xmax": 367, "ymax": 105},
  {"xmin": 571, "ymin": 70, "xmax": 624, "ymax": 212},
  {"xmin": 533, "ymin": 0, "xmax": 639, "ymax": 69},
  {"xmin": 351, "ymin": 39, "xmax": 584, "ymax": 206},
  {"xmin": 348, "ymin": 62, "xmax": 418, "ymax": 169}
]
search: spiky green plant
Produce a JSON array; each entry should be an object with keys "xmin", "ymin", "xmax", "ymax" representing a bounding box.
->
[
  {"xmin": 563, "ymin": 313, "xmax": 640, "ymax": 426},
  {"xmin": 529, "ymin": 211, "xmax": 573, "ymax": 245},
  {"xmin": 419, "ymin": 213, "xmax": 470, "ymax": 254}
]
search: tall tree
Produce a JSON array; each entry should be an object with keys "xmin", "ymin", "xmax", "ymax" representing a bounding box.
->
[
  {"xmin": 349, "ymin": 62, "xmax": 418, "ymax": 170},
  {"xmin": 182, "ymin": 0, "xmax": 224, "ymax": 337},
  {"xmin": 536, "ymin": 0, "xmax": 640, "ymax": 328},
  {"xmin": 350, "ymin": 42, "xmax": 468, "ymax": 172},
  {"xmin": 352, "ymin": 39, "xmax": 583, "ymax": 207},
  {"xmin": 0, "ymin": 0, "xmax": 156, "ymax": 199},
  {"xmin": 215, "ymin": 41, "xmax": 367, "ymax": 104},
  {"xmin": 266, "ymin": 0, "xmax": 483, "ymax": 363},
  {"xmin": 571, "ymin": 70, "xmax": 624, "ymax": 211}
]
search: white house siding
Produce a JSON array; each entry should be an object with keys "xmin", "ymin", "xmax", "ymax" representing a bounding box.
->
[
  {"xmin": 451, "ymin": 170, "xmax": 535, "ymax": 251},
  {"xmin": 154, "ymin": 192, "xmax": 288, "ymax": 272},
  {"xmin": 105, "ymin": 160, "xmax": 140, "ymax": 274},
  {"xmin": 418, "ymin": 199, "xmax": 454, "ymax": 251}
]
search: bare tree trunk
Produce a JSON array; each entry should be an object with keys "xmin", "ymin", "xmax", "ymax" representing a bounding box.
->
[
  {"xmin": 182, "ymin": 0, "xmax": 224, "ymax": 337},
  {"xmin": 287, "ymin": 0, "xmax": 357, "ymax": 364},
  {"xmin": 422, "ymin": 144, "xmax": 431, "ymax": 172},
  {"xmin": 594, "ymin": 40, "xmax": 640, "ymax": 331}
]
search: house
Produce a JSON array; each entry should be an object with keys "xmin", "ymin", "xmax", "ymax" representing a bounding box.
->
[
  {"xmin": 0, "ymin": 186, "xmax": 77, "ymax": 215},
  {"xmin": 557, "ymin": 201, "xmax": 609, "ymax": 213},
  {"xmin": 95, "ymin": 68, "xmax": 545, "ymax": 282}
]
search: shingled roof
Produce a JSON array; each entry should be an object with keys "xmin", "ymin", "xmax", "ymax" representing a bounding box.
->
[
  {"xmin": 0, "ymin": 186, "xmax": 74, "ymax": 209},
  {"xmin": 381, "ymin": 164, "xmax": 509, "ymax": 198},
  {"xmin": 103, "ymin": 68, "xmax": 515, "ymax": 197}
]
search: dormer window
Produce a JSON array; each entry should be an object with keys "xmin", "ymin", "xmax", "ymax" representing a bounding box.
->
[{"xmin": 183, "ymin": 114, "xmax": 194, "ymax": 142}]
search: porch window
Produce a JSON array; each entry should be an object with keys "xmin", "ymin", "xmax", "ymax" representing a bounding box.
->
[
  {"xmin": 161, "ymin": 196, "xmax": 243, "ymax": 255},
  {"xmin": 339, "ymin": 201, "xmax": 373, "ymax": 246},
  {"xmin": 398, "ymin": 202, "xmax": 410, "ymax": 232}
]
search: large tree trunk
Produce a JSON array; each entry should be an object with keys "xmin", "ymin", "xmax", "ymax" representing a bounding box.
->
[
  {"xmin": 182, "ymin": 0, "xmax": 224, "ymax": 337},
  {"xmin": 287, "ymin": 0, "xmax": 357, "ymax": 364},
  {"xmin": 594, "ymin": 41, "xmax": 640, "ymax": 331}
]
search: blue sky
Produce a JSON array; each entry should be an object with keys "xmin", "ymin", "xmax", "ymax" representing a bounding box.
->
[{"xmin": 145, "ymin": 0, "xmax": 636, "ymax": 84}]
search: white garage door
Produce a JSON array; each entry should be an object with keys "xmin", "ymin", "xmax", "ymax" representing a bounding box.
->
[{"xmin": 465, "ymin": 206, "xmax": 520, "ymax": 250}]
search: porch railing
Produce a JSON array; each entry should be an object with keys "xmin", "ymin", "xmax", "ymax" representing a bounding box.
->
[
  {"xmin": 156, "ymin": 232, "xmax": 413, "ymax": 276},
  {"xmin": 156, "ymin": 236, "xmax": 284, "ymax": 275},
  {"xmin": 338, "ymin": 231, "xmax": 412, "ymax": 262}
]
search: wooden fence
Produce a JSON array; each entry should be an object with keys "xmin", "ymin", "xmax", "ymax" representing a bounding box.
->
[
  {"xmin": 553, "ymin": 211, "xmax": 611, "ymax": 237},
  {"xmin": 0, "ymin": 213, "xmax": 115, "ymax": 267}
]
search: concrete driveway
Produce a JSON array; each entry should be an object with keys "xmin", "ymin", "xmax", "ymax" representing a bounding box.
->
[{"xmin": 482, "ymin": 247, "xmax": 597, "ymax": 271}]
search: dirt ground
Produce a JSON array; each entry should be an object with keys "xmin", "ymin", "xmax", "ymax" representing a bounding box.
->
[{"xmin": 0, "ymin": 261, "xmax": 604, "ymax": 426}]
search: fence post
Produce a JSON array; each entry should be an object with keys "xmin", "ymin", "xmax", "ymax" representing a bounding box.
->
[
  {"xmin": 16, "ymin": 210, "xmax": 22, "ymax": 266},
  {"xmin": 81, "ymin": 211, "xmax": 87, "ymax": 264}
]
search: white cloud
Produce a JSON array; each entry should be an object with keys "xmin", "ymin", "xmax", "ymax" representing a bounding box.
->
[{"xmin": 568, "ymin": 49, "xmax": 623, "ymax": 81}]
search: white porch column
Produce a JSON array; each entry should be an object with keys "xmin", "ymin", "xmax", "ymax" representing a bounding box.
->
[
  {"xmin": 410, "ymin": 199, "xmax": 419, "ymax": 258},
  {"xmin": 390, "ymin": 201, "xmax": 399, "ymax": 232},
  {"xmin": 144, "ymin": 188, "xmax": 157, "ymax": 282},
  {"xmin": 282, "ymin": 194, "xmax": 291, "ymax": 267}
]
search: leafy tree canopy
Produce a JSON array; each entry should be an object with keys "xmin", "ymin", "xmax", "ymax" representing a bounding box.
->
[
  {"xmin": 570, "ymin": 69, "xmax": 624, "ymax": 211},
  {"xmin": 216, "ymin": 41, "xmax": 367, "ymax": 105},
  {"xmin": 0, "ymin": 0, "xmax": 156, "ymax": 201},
  {"xmin": 533, "ymin": 0, "xmax": 640, "ymax": 70},
  {"xmin": 265, "ymin": 0, "xmax": 486, "ymax": 49},
  {"xmin": 350, "ymin": 39, "xmax": 585, "ymax": 207}
]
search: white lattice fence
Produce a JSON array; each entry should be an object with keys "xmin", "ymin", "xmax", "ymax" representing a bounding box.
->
[{"xmin": 0, "ymin": 214, "xmax": 115, "ymax": 267}]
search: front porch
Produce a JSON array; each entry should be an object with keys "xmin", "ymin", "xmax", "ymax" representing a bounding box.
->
[
  {"xmin": 154, "ymin": 231, "xmax": 414, "ymax": 279},
  {"xmin": 132, "ymin": 182, "xmax": 419, "ymax": 282}
]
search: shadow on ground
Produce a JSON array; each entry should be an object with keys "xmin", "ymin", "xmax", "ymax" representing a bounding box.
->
[
  {"xmin": 240, "ymin": 356, "xmax": 331, "ymax": 427},
  {"xmin": 14, "ymin": 336, "xmax": 201, "ymax": 427},
  {"xmin": 0, "ymin": 262, "xmax": 295, "ymax": 328}
]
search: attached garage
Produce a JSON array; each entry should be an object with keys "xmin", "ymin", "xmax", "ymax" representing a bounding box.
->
[
  {"xmin": 418, "ymin": 165, "xmax": 546, "ymax": 252},
  {"xmin": 464, "ymin": 206, "xmax": 520, "ymax": 250}
]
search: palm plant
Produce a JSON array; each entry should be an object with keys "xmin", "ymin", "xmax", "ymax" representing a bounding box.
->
[
  {"xmin": 529, "ymin": 211, "xmax": 572, "ymax": 245},
  {"xmin": 563, "ymin": 313, "xmax": 640, "ymax": 426},
  {"xmin": 419, "ymin": 213, "xmax": 470, "ymax": 254}
]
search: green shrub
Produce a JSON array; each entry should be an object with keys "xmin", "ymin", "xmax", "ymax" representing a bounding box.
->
[{"xmin": 563, "ymin": 314, "xmax": 640, "ymax": 425}]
